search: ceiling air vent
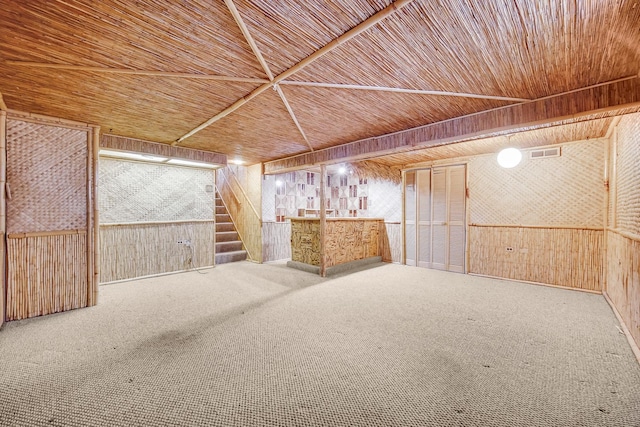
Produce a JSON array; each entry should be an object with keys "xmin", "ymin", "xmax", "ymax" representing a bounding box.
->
[{"xmin": 530, "ymin": 147, "xmax": 561, "ymax": 159}]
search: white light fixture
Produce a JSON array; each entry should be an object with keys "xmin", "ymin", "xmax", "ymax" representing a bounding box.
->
[
  {"xmin": 166, "ymin": 159, "xmax": 219, "ymax": 169},
  {"xmin": 338, "ymin": 166, "xmax": 346, "ymax": 174},
  {"xmin": 228, "ymin": 159, "xmax": 245, "ymax": 165},
  {"xmin": 99, "ymin": 149, "xmax": 167, "ymax": 162},
  {"xmin": 275, "ymin": 179, "xmax": 283, "ymax": 187},
  {"xmin": 497, "ymin": 148, "xmax": 522, "ymax": 168}
]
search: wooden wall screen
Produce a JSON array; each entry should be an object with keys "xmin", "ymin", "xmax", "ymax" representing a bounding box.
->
[
  {"xmin": 5, "ymin": 116, "xmax": 97, "ymax": 320},
  {"xmin": 404, "ymin": 165, "xmax": 466, "ymax": 273}
]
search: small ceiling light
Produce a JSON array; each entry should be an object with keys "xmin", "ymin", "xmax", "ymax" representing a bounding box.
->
[
  {"xmin": 338, "ymin": 166, "xmax": 346, "ymax": 174},
  {"xmin": 229, "ymin": 159, "xmax": 245, "ymax": 165},
  {"xmin": 497, "ymin": 148, "xmax": 522, "ymax": 168},
  {"xmin": 275, "ymin": 179, "xmax": 283, "ymax": 187}
]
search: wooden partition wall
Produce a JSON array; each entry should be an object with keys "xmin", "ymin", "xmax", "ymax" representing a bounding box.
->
[
  {"xmin": 5, "ymin": 112, "xmax": 98, "ymax": 320},
  {"xmin": 216, "ymin": 167, "xmax": 262, "ymax": 262}
]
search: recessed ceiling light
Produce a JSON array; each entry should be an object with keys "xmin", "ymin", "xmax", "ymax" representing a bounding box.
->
[
  {"xmin": 229, "ymin": 159, "xmax": 245, "ymax": 165},
  {"xmin": 99, "ymin": 149, "xmax": 167, "ymax": 162}
]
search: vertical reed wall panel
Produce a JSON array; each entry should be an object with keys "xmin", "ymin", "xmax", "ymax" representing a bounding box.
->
[
  {"xmin": 0, "ymin": 111, "xmax": 6, "ymax": 327},
  {"xmin": 468, "ymin": 140, "xmax": 605, "ymax": 227},
  {"xmin": 6, "ymin": 233, "xmax": 88, "ymax": 320},
  {"xmin": 100, "ymin": 221, "xmax": 215, "ymax": 283},
  {"xmin": 606, "ymin": 231, "xmax": 640, "ymax": 347},
  {"xmin": 217, "ymin": 167, "xmax": 262, "ymax": 262},
  {"xmin": 262, "ymin": 222, "xmax": 291, "ymax": 262},
  {"xmin": 606, "ymin": 112, "xmax": 640, "ymax": 349},
  {"xmin": 6, "ymin": 117, "xmax": 93, "ymax": 320},
  {"xmin": 469, "ymin": 226, "xmax": 603, "ymax": 291}
]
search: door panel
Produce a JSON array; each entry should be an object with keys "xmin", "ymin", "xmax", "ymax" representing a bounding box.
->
[{"xmin": 404, "ymin": 165, "xmax": 466, "ymax": 273}]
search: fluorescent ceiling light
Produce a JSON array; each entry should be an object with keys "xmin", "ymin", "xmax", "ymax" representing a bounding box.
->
[
  {"xmin": 166, "ymin": 158, "xmax": 219, "ymax": 169},
  {"xmin": 497, "ymin": 148, "xmax": 522, "ymax": 168},
  {"xmin": 99, "ymin": 149, "xmax": 167, "ymax": 162}
]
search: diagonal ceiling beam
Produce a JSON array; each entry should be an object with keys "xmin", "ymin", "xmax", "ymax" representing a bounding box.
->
[
  {"xmin": 263, "ymin": 75, "xmax": 640, "ymax": 173},
  {"xmin": 173, "ymin": 0, "xmax": 417, "ymax": 145},
  {"xmin": 278, "ymin": 80, "xmax": 530, "ymax": 102},
  {"xmin": 224, "ymin": 0, "xmax": 314, "ymax": 152},
  {"xmin": 3, "ymin": 61, "xmax": 269, "ymax": 84}
]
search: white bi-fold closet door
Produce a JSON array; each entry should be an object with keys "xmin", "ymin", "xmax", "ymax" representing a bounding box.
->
[{"xmin": 404, "ymin": 165, "xmax": 466, "ymax": 273}]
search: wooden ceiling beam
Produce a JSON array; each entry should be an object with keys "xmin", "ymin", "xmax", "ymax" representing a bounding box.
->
[
  {"xmin": 4, "ymin": 61, "xmax": 269, "ymax": 84},
  {"xmin": 263, "ymin": 76, "xmax": 640, "ymax": 174},
  {"xmin": 173, "ymin": 0, "xmax": 416, "ymax": 145},
  {"xmin": 224, "ymin": 0, "xmax": 314, "ymax": 152},
  {"xmin": 279, "ymin": 81, "xmax": 529, "ymax": 102}
]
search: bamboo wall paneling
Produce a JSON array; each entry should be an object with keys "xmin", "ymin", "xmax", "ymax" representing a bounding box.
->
[
  {"xmin": 469, "ymin": 226, "xmax": 603, "ymax": 291},
  {"xmin": 99, "ymin": 221, "xmax": 215, "ymax": 283},
  {"xmin": 468, "ymin": 139, "xmax": 605, "ymax": 227},
  {"xmin": 0, "ymin": 111, "xmax": 6, "ymax": 326},
  {"xmin": 262, "ymin": 222, "xmax": 291, "ymax": 262},
  {"xmin": 6, "ymin": 233, "xmax": 88, "ymax": 320},
  {"xmin": 216, "ymin": 167, "xmax": 262, "ymax": 262},
  {"xmin": 92, "ymin": 127, "xmax": 100, "ymax": 302},
  {"xmin": 605, "ymin": 111, "xmax": 640, "ymax": 353},
  {"xmin": 5, "ymin": 115, "xmax": 97, "ymax": 320}
]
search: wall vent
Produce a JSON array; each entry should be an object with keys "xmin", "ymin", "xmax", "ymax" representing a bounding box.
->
[{"xmin": 530, "ymin": 147, "xmax": 561, "ymax": 159}]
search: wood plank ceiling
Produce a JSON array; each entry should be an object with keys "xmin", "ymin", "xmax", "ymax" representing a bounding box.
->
[{"xmin": 0, "ymin": 0, "xmax": 639, "ymax": 165}]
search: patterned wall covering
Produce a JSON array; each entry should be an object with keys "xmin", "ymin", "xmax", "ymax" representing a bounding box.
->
[
  {"xmin": 99, "ymin": 158, "xmax": 215, "ymax": 223},
  {"xmin": 614, "ymin": 113, "xmax": 640, "ymax": 236},
  {"xmin": 264, "ymin": 164, "xmax": 402, "ymax": 222},
  {"xmin": 469, "ymin": 139, "xmax": 606, "ymax": 227}
]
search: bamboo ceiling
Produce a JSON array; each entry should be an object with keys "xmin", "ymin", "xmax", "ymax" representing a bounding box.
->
[{"xmin": 1, "ymin": 0, "xmax": 639, "ymax": 165}]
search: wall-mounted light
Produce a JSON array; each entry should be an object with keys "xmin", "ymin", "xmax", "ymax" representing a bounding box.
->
[
  {"xmin": 275, "ymin": 179, "xmax": 283, "ymax": 187},
  {"xmin": 338, "ymin": 166, "xmax": 347, "ymax": 174},
  {"xmin": 497, "ymin": 148, "xmax": 522, "ymax": 168}
]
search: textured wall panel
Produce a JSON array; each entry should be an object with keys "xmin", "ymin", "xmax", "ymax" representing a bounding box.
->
[
  {"xmin": 469, "ymin": 140, "xmax": 605, "ymax": 227},
  {"xmin": 469, "ymin": 226, "xmax": 603, "ymax": 291},
  {"xmin": 99, "ymin": 158, "xmax": 214, "ymax": 223},
  {"xmin": 606, "ymin": 231, "xmax": 640, "ymax": 348},
  {"xmin": 6, "ymin": 119, "xmax": 87, "ymax": 233},
  {"xmin": 100, "ymin": 221, "xmax": 214, "ymax": 283},
  {"xmin": 615, "ymin": 113, "xmax": 640, "ymax": 236},
  {"xmin": 262, "ymin": 222, "xmax": 291, "ymax": 262},
  {"xmin": 6, "ymin": 233, "xmax": 88, "ymax": 320},
  {"xmin": 324, "ymin": 219, "xmax": 381, "ymax": 267},
  {"xmin": 290, "ymin": 219, "xmax": 321, "ymax": 266},
  {"xmin": 381, "ymin": 222, "xmax": 402, "ymax": 263}
]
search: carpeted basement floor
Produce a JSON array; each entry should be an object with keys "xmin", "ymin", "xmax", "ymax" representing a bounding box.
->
[{"xmin": 0, "ymin": 262, "xmax": 639, "ymax": 427}]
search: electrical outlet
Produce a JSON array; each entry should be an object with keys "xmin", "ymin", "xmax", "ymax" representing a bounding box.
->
[{"xmin": 506, "ymin": 247, "xmax": 514, "ymax": 252}]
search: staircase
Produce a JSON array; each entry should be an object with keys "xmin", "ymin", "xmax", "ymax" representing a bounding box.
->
[{"xmin": 215, "ymin": 193, "xmax": 248, "ymax": 264}]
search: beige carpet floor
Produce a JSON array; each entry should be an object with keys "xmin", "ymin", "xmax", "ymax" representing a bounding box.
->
[{"xmin": 0, "ymin": 262, "xmax": 639, "ymax": 427}]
